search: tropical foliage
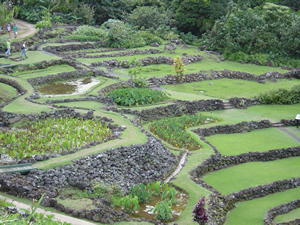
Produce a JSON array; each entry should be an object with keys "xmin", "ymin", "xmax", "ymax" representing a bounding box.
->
[
  {"xmin": 106, "ymin": 88, "xmax": 169, "ymax": 107},
  {"xmin": 192, "ymin": 197, "xmax": 209, "ymax": 224},
  {"xmin": 0, "ymin": 117, "xmax": 111, "ymax": 159},
  {"xmin": 256, "ymin": 85, "xmax": 300, "ymax": 105},
  {"xmin": 149, "ymin": 114, "xmax": 218, "ymax": 150}
]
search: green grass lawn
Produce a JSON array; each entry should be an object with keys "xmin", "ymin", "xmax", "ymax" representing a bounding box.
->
[
  {"xmin": 276, "ymin": 207, "xmax": 300, "ymax": 224},
  {"xmin": 0, "ymin": 51, "xmax": 60, "ymax": 65},
  {"xmin": 202, "ymin": 157, "xmax": 300, "ymax": 195},
  {"xmin": 161, "ymin": 78, "xmax": 300, "ymax": 99},
  {"xmin": 12, "ymin": 65, "xmax": 75, "ymax": 78},
  {"xmin": 0, "ymin": 82, "xmax": 18, "ymax": 105},
  {"xmin": 225, "ymin": 187, "xmax": 300, "ymax": 225},
  {"xmin": 205, "ymin": 128, "xmax": 300, "ymax": 156}
]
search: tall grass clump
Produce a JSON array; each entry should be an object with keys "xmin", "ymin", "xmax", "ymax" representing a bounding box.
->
[
  {"xmin": 106, "ymin": 88, "xmax": 169, "ymax": 106},
  {"xmin": 256, "ymin": 85, "xmax": 300, "ymax": 104}
]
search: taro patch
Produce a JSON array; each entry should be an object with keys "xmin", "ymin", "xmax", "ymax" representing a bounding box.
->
[
  {"xmin": 0, "ymin": 117, "xmax": 111, "ymax": 159},
  {"xmin": 149, "ymin": 114, "xmax": 218, "ymax": 150}
]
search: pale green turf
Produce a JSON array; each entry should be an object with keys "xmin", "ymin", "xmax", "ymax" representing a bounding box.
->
[
  {"xmin": 0, "ymin": 82, "xmax": 18, "ymax": 105},
  {"xmin": 12, "ymin": 65, "xmax": 75, "ymax": 78},
  {"xmin": 0, "ymin": 51, "xmax": 60, "ymax": 65},
  {"xmin": 276, "ymin": 207, "xmax": 300, "ymax": 224},
  {"xmin": 225, "ymin": 187, "xmax": 300, "ymax": 225},
  {"xmin": 205, "ymin": 128, "xmax": 300, "ymax": 156},
  {"xmin": 203, "ymin": 157, "xmax": 300, "ymax": 195},
  {"xmin": 197, "ymin": 103, "xmax": 300, "ymax": 126},
  {"xmin": 0, "ymin": 75, "xmax": 52, "ymax": 114},
  {"xmin": 161, "ymin": 78, "xmax": 300, "ymax": 99},
  {"xmin": 166, "ymin": 89, "xmax": 215, "ymax": 100}
]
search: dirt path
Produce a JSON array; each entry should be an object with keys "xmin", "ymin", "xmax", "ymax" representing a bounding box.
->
[
  {"xmin": 13, "ymin": 19, "xmax": 37, "ymax": 39},
  {"xmin": 0, "ymin": 195, "xmax": 96, "ymax": 225}
]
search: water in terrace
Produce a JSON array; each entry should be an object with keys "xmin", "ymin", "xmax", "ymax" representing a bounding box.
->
[{"xmin": 36, "ymin": 77, "xmax": 99, "ymax": 97}]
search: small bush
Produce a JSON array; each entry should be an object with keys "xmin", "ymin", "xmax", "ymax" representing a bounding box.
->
[
  {"xmin": 75, "ymin": 25, "xmax": 107, "ymax": 38},
  {"xmin": 64, "ymin": 35, "xmax": 102, "ymax": 42},
  {"xmin": 106, "ymin": 88, "xmax": 169, "ymax": 106},
  {"xmin": 256, "ymin": 85, "xmax": 300, "ymax": 105},
  {"xmin": 192, "ymin": 197, "xmax": 209, "ymax": 224}
]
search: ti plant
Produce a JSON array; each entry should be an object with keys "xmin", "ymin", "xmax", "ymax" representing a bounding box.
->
[
  {"xmin": 172, "ymin": 56, "xmax": 185, "ymax": 82},
  {"xmin": 192, "ymin": 197, "xmax": 209, "ymax": 225}
]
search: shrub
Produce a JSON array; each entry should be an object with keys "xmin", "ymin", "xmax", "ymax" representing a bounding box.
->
[
  {"xmin": 64, "ymin": 35, "xmax": 102, "ymax": 42},
  {"xmin": 75, "ymin": 25, "xmax": 107, "ymax": 38},
  {"xmin": 106, "ymin": 88, "xmax": 169, "ymax": 106},
  {"xmin": 192, "ymin": 197, "xmax": 209, "ymax": 225},
  {"xmin": 256, "ymin": 85, "xmax": 300, "ymax": 105}
]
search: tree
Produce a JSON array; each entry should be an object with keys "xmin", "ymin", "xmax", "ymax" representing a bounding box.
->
[
  {"xmin": 0, "ymin": 2, "xmax": 18, "ymax": 28},
  {"xmin": 124, "ymin": 6, "xmax": 175, "ymax": 30},
  {"xmin": 171, "ymin": 0, "xmax": 229, "ymax": 36}
]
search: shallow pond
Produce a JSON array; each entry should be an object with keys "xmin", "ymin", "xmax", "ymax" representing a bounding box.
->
[{"xmin": 36, "ymin": 77, "xmax": 100, "ymax": 97}]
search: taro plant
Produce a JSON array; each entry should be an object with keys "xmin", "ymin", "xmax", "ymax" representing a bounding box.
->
[
  {"xmin": 129, "ymin": 183, "xmax": 152, "ymax": 203},
  {"xmin": 0, "ymin": 117, "xmax": 111, "ymax": 159},
  {"xmin": 149, "ymin": 114, "xmax": 218, "ymax": 150},
  {"xmin": 192, "ymin": 197, "xmax": 209, "ymax": 225},
  {"xmin": 119, "ymin": 195, "xmax": 140, "ymax": 214},
  {"xmin": 106, "ymin": 88, "xmax": 169, "ymax": 107},
  {"xmin": 161, "ymin": 183, "xmax": 176, "ymax": 202},
  {"xmin": 151, "ymin": 199, "xmax": 173, "ymax": 221}
]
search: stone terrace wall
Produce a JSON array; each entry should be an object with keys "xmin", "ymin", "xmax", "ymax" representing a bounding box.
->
[
  {"xmin": 0, "ymin": 78, "xmax": 27, "ymax": 109},
  {"xmin": 191, "ymin": 146, "xmax": 300, "ymax": 177},
  {"xmin": 0, "ymin": 59, "xmax": 83, "ymax": 75},
  {"xmin": 42, "ymin": 41, "xmax": 107, "ymax": 54},
  {"xmin": 229, "ymin": 97, "xmax": 260, "ymax": 109},
  {"xmin": 264, "ymin": 199, "xmax": 300, "ymax": 225},
  {"xmin": 281, "ymin": 119, "xmax": 298, "ymax": 126},
  {"xmin": 69, "ymin": 48, "xmax": 163, "ymax": 59},
  {"xmin": 193, "ymin": 120, "xmax": 272, "ymax": 137},
  {"xmin": 115, "ymin": 99, "xmax": 224, "ymax": 121},
  {"xmin": 147, "ymin": 69, "xmax": 300, "ymax": 86},
  {"xmin": 205, "ymin": 178, "xmax": 300, "ymax": 225},
  {"xmin": 91, "ymin": 55, "xmax": 202, "ymax": 68},
  {"xmin": 45, "ymin": 96, "xmax": 115, "ymax": 106},
  {"xmin": 27, "ymin": 69, "xmax": 112, "ymax": 86}
]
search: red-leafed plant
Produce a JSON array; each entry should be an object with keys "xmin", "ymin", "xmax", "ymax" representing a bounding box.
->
[{"xmin": 192, "ymin": 197, "xmax": 209, "ymax": 224}]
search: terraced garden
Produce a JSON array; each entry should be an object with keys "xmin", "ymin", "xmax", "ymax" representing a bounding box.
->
[{"xmin": 0, "ymin": 26, "xmax": 300, "ymax": 225}]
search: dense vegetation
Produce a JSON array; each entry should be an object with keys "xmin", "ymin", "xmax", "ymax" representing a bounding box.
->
[
  {"xmin": 1, "ymin": 0, "xmax": 300, "ymax": 67},
  {"xmin": 149, "ymin": 114, "xmax": 218, "ymax": 150},
  {"xmin": 106, "ymin": 88, "xmax": 169, "ymax": 106},
  {"xmin": 0, "ymin": 118, "xmax": 111, "ymax": 159}
]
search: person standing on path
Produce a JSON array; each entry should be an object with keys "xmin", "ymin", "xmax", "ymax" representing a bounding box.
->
[
  {"xmin": 7, "ymin": 23, "xmax": 11, "ymax": 37},
  {"xmin": 13, "ymin": 24, "xmax": 17, "ymax": 38},
  {"xmin": 5, "ymin": 39, "xmax": 11, "ymax": 57},
  {"xmin": 20, "ymin": 42, "xmax": 28, "ymax": 59}
]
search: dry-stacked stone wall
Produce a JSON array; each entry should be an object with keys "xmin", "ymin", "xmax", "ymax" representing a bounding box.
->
[
  {"xmin": 91, "ymin": 55, "xmax": 202, "ymax": 68},
  {"xmin": 281, "ymin": 119, "xmax": 298, "ymax": 126},
  {"xmin": 0, "ymin": 78, "xmax": 27, "ymax": 109},
  {"xmin": 115, "ymin": 99, "xmax": 224, "ymax": 121},
  {"xmin": 66, "ymin": 48, "xmax": 163, "ymax": 59},
  {"xmin": 42, "ymin": 41, "xmax": 107, "ymax": 54},
  {"xmin": 204, "ymin": 178, "xmax": 300, "ymax": 225},
  {"xmin": 45, "ymin": 96, "xmax": 115, "ymax": 106},
  {"xmin": 229, "ymin": 97, "xmax": 260, "ymax": 109},
  {"xmin": 193, "ymin": 120, "xmax": 272, "ymax": 137},
  {"xmin": 264, "ymin": 199, "xmax": 300, "ymax": 225}
]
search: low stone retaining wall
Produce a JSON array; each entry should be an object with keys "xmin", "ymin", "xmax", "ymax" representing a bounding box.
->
[
  {"xmin": 98, "ymin": 80, "xmax": 134, "ymax": 97},
  {"xmin": 0, "ymin": 78, "xmax": 27, "ymax": 109},
  {"xmin": 228, "ymin": 97, "xmax": 260, "ymax": 109},
  {"xmin": 281, "ymin": 119, "xmax": 298, "ymax": 126},
  {"xmin": 68, "ymin": 48, "xmax": 163, "ymax": 59},
  {"xmin": 45, "ymin": 95, "xmax": 115, "ymax": 106},
  {"xmin": 147, "ymin": 69, "xmax": 300, "ymax": 87},
  {"xmin": 193, "ymin": 120, "xmax": 272, "ymax": 137},
  {"xmin": 43, "ymin": 41, "xmax": 107, "ymax": 54},
  {"xmin": 115, "ymin": 99, "xmax": 224, "ymax": 121},
  {"xmin": 264, "ymin": 199, "xmax": 300, "ymax": 225},
  {"xmin": 191, "ymin": 146, "xmax": 300, "ymax": 178},
  {"xmin": 204, "ymin": 177, "xmax": 300, "ymax": 225},
  {"xmin": 91, "ymin": 54, "xmax": 202, "ymax": 68}
]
